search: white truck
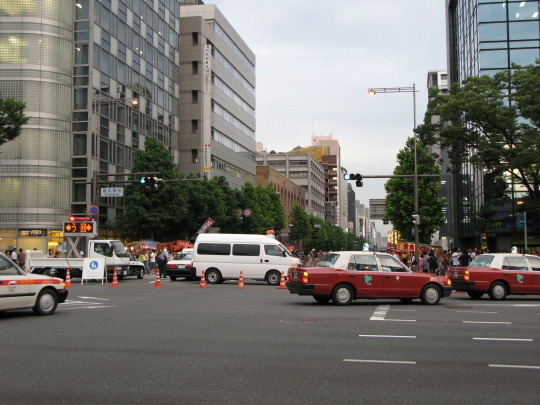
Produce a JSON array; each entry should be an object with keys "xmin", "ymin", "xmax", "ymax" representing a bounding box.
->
[{"xmin": 27, "ymin": 240, "xmax": 141, "ymax": 281}]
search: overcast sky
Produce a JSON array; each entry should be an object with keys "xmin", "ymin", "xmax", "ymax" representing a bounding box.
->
[{"xmin": 211, "ymin": 0, "xmax": 447, "ymax": 235}]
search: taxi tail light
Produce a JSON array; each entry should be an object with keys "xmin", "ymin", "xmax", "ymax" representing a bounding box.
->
[
  {"xmin": 302, "ymin": 271, "xmax": 309, "ymax": 284},
  {"xmin": 186, "ymin": 263, "xmax": 193, "ymax": 268},
  {"xmin": 447, "ymin": 278, "xmax": 452, "ymax": 286},
  {"xmin": 464, "ymin": 270, "xmax": 470, "ymax": 281}
]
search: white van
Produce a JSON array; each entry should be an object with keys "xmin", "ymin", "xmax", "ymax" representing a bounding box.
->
[{"xmin": 193, "ymin": 234, "xmax": 300, "ymax": 285}]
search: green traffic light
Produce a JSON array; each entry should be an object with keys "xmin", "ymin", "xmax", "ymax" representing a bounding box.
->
[
  {"xmin": 140, "ymin": 178, "xmax": 146, "ymax": 183},
  {"xmin": 344, "ymin": 174, "xmax": 351, "ymax": 180}
]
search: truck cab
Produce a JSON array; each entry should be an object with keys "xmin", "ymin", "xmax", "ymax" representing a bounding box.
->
[{"xmin": 88, "ymin": 240, "xmax": 131, "ymax": 279}]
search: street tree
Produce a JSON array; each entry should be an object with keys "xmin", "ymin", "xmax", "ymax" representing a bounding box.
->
[
  {"xmin": 112, "ymin": 137, "xmax": 188, "ymax": 241},
  {"xmin": 237, "ymin": 183, "xmax": 285, "ymax": 234},
  {"xmin": 384, "ymin": 137, "xmax": 446, "ymax": 243},
  {"xmin": 415, "ymin": 61, "xmax": 540, "ymax": 211},
  {"xmin": 0, "ymin": 95, "xmax": 30, "ymax": 146}
]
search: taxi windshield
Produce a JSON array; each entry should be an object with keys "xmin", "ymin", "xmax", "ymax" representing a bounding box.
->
[
  {"xmin": 469, "ymin": 254, "xmax": 494, "ymax": 267},
  {"xmin": 317, "ymin": 254, "xmax": 339, "ymax": 267}
]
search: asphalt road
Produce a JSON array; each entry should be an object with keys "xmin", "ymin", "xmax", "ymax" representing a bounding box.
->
[{"xmin": 2, "ymin": 276, "xmax": 540, "ymax": 404}]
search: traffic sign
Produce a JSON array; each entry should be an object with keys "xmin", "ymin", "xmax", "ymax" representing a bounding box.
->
[
  {"xmin": 89, "ymin": 206, "xmax": 99, "ymax": 215},
  {"xmin": 63, "ymin": 221, "xmax": 96, "ymax": 236},
  {"xmin": 243, "ymin": 209, "xmax": 252, "ymax": 217}
]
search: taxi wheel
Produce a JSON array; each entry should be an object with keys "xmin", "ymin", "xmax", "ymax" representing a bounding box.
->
[
  {"xmin": 266, "ymin": 270, "xmax": 281, "ymax": 286},
  {"xmin": 313, "ymin": 295, "xmax": 331, "ymax": 304},
  {"xmin": 420, "ymin": 284, "xmax": 441, "ymax": 305},
  {"xmin": 33, "ymin": 288, "xmax": 58, "ymax": 316},
  {"xmin": 205, "ymin": 269, "xmax": 222, "ymax": 284},
  {"xmin": 467, "ymin": 291, "xmax": 484, "ymax": 299},
  {"xmin": 137, "ymin": 269, "xmax": 144, "ymax": 279},
  {"xmin": 488, "ymin": 282, "xmax": 507, "ymax": 300},
  {"xmin": 331, "ymin": 284, "xmax": 353, "ymax": 306}
]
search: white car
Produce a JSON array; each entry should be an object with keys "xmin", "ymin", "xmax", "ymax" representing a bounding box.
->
[
  {"xmin": 0, "ymin": 253, "xmax": 68, "ymax": 316},
  {"xmin": 166, "ymin": 252, "xmax": 196, "ymax": 281}
]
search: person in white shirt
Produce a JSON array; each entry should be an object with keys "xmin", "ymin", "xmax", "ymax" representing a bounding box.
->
[{"xmin": 451, "ymin": 248, "xmax": 460, "ymax": 266}]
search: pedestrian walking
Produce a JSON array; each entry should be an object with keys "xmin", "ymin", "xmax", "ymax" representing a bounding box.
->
[
  {"xmin": 157, "ymin": 247, "xmax": 169, "ymax": 279},
  {"xmin": 17, "ymin": 248, "xmax": 26, "ymax": 271},
  {"xmin": 11, "ymin": 249, "xmax": 18, "ymax": 264},
  {"xmin": 150, "ymin": 250, "xmax": 156, "ymax": 273}
]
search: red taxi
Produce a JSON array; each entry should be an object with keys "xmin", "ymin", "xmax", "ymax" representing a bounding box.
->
[
  {"xmin": 286, "ymin": 251, "xmax": 452, "ymax": 305},
  {"xmin": 447, "ymin": 253, "xmax": 540, "ymax": 300},
  {"xmin": 0, "ymin": 253, "xmax": 68, "ymax": 316}
]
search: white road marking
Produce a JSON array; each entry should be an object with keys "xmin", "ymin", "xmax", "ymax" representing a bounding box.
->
[
  {"xmin": 58, "ymin": 306, "xmax": 115, "ymax": 310},
  {"xmin": 78, "ymin": 296, "xmax": 110, "ymax": 300},
  {"xmin": 463, "ymin": 321, "xmax": 512, "ymax": 324},
  {"xmin": 457, "ymin": 311, "xmax": 497, "ymax": 314},
  {"xmin": 359, "ymin": 335, "xmax": 416, "ymax": 339},
  {"xmin": 473, "ymin": 338, "xmax": 533, "ymax": 342},
  {"xmin": 344, "ymin": 359, "xmax": 416, "ymax": 365},
  {"xmin": 489, "ymin": 364, "xmax": 540, "ymax": 370},
  {"xmin": 369, "ymin": 304, "xmax": 416, "ymax": 321}
]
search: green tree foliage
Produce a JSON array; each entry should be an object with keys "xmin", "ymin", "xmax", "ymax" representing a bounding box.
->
[
  {"xmin": 415, "ymin": 61, "xmax": 540, "ymax": 208},
  {"xmin": 289, "ymin": 203, "xmax": 367, "ymax": 251},
  {"xmin": 384, "ymin": 137, "xmax": 446, "ymax": 243},
  {"xmin": 113, "ymin": 137, "xmax": 188, "ymax": 241},
  {"xmin": 236, "ymin": 183, "xmax": 285, "ymax": 234},
  {"xmin": 0, "ymin": 95, "xmax": 30, "ymax": 146}
]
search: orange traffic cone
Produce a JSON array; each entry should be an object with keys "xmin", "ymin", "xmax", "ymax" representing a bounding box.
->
[
  {"xmin": 237, "ymin": 271, "xmax": 245, "ymax": 289},
  {"xmin": 277, "ymin": 271, "xmax": 287, "ymax": 289},
  {"xmin": 198, "ymin": 270, "xmax": 208, "ymax": 288},
  {"xmin": 154, "ymin": 270, "xmax": 162, "ymax": 287},
  {"xmin": 111, "ymin": 268, "xmax": 120, "ymax": 287},
  {"xmin": 65, "ymin": 268, "xmax": 73, "ymax": 287}
]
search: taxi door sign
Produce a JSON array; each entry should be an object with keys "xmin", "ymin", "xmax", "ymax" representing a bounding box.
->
[{"xmin": 63, "ymin": 221, "xmax": 96, "ymax": 236}]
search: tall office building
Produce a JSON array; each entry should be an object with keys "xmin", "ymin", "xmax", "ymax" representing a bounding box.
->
[
  {"xmin": 179, "ymin": 4, "xmax": 256, "ymax": 189},
  {"xmin": 446, "ymin": 0, "xmax": 540, "ymax": 250},
  {"xmin": 0, "ymin": 0, "xmax": 182, "ymax": 252}
]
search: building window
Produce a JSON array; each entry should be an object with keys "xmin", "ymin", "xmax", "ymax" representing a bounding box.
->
[
  {"xmin": 192, "ymin": 32, "xmax": 199, "ymax": 45},
  {"xmin": 191, "ymin": 149, "xmax": 198, "ymax": 163},
  {"xmin": 192, "ymin": 61, "xmax": 198, "ymax": 74},
  {"xmin": 191, "ymin": 120, "xmax": 198, "ymax": 133},
  {"xmin": 192, "ymin": 90, "xmax": 198, "ymax": 103}
]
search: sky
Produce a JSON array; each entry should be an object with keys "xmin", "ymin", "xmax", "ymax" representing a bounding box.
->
[{"xmin": 210, "ymin": 0, "xmax": 448, "ymax": 235}]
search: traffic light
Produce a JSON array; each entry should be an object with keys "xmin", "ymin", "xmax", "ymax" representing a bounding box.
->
[
  {"xmin": 149, "ymin": 177, "xmax": 164, "ymax": 192},
  {"xmin": 141, "ymin": 177, "xmax": 152, "ymax": 192},
  {"xmin": 343, "ymin": 173, "xmax": 363, "ymax": 187},
  {"xmin": 382, "ymin": 218, "xmax": 389, "ymax": 225},
  {"xmin": 412, "ymin": 214, "xmax": 421, "ymax": 225}
]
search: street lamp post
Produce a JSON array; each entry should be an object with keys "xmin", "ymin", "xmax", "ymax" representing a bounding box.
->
[
  {"xmin": 517, "ymin": 200, "xmax": 528, "ymax": 253},
  {"xmin": 368, "ymin": 84, "xmax": 420, "ymax": 266},
  {"xmin": 92, "ymin": 96, "xmax": 139, "ymax": 237}
]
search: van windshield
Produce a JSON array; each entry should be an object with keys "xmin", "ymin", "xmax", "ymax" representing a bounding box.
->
[{"xmin": 279, "ymin": 243, "xmax": 293, "ymax": 257}]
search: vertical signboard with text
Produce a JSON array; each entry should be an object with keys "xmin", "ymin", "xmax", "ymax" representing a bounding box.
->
[{"xmin": 203, "ymin": 45, "xmax": 212, "ymax": 178}]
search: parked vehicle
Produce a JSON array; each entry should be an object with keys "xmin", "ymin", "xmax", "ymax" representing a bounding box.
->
[
  {"xmin": 286, "ymin": 251, "xmax": 452, "ymax": 305},
  {"xmin": 166, "ymin": 251, "xmax": 195, "ymax": 281},
  {"xmin": 0, "ymin": 253, "xmax": 68, "ymax": 316},
  {"xmin": 27, "ymin": 240, "xmax": 132, "ymax": 280},
  {"xmin": 193, "ymin": 234, "xmax": 301, "ymax": 285},
  {"xmin": 447, "ymin": 253, "xmax": 540, "ymax": 300}
]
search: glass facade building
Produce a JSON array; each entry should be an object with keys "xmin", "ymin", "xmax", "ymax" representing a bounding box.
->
[
  {"xmin": 0, "ymin": 0, "xmax": 182, "ymax": 252},
  {"xmin": 446, "ymin": 0, "xmax": 540, "ymax": 250}
]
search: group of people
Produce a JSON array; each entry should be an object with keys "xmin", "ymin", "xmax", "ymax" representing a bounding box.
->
[
  {"xmin": 4, "ymin": 248, "xmax": 26, "ymax": 269},
  {"xmin": 292, "ymin": 249, "xmax": 325, "ymax": 267},
  {"xmin": 134, "ymin": 247, "xmax": 170, "ymax": 278}
]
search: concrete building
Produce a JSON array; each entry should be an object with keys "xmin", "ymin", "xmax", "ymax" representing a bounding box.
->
[
  {"xmin": 0, "ymin": 0, "xmax": 183, "ymax": 252},
  {"xmin": 446, "ymin": 0, "xmax": 540, "ymax": 251},
  {"xmin": 256, "ymin": 152, "xmax": 325, "ymax": 219},
  {"xmin": 179, "ymin": 4, "xmax": 256, "ymax": 189},
  {"xmin": 426, "ymin": 69, "xmax": 451, "ymax": 250},
  {"xmin": 255, "ymin": 165, "xmax": 306, "ymax": 233}
]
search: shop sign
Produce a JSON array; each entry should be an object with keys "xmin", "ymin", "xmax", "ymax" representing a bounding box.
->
[{"xmin": 19, "ymin": 229, "xmax": 48, "ymax": 237}]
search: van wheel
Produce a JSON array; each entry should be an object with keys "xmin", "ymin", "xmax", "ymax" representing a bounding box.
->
[
  {"xmin": 266, "ymin": 270, "xmax": 281, "ymax": 286},
  {"xmin": 205, "ymin": 269, "xmax": 222, "ymax": 284}
]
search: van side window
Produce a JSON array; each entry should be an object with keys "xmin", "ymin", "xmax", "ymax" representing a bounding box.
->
[
  {"xmin": 197, "ymin": 243, "xmax": 231, "ymax": 255},
  {"xmin": 232, "ymin": 244, "xmax": 260, "ymax": 256}
]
